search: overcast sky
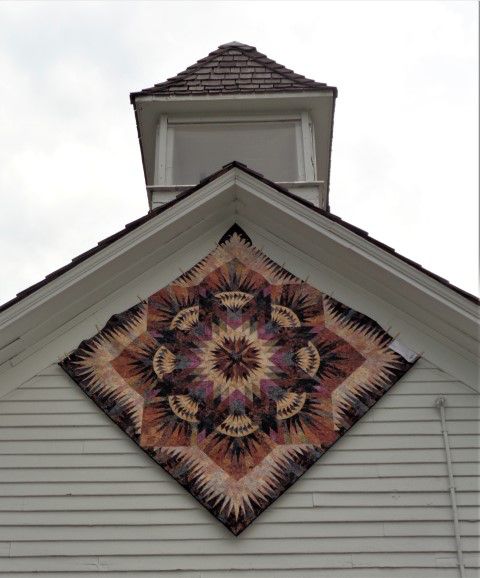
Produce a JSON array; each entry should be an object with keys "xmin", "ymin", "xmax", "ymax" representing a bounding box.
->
[{"xmin": 0, "ymin": 1, "xmax": 478, "ymax": 305}]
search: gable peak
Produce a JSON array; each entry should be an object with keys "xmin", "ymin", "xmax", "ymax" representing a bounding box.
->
[{"xmin": 217, "ymin": 41, "xmax": 255, "ymax": 50}]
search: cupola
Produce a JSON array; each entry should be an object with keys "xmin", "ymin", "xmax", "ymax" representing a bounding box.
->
[{"xmin": 130, "ymin": 42, "xmax": 337, "ymax": 210}]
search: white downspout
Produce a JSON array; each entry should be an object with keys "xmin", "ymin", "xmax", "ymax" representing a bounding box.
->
[{"xmin": 436, "ymin": 397, "xmax": 466, "ymax": 578}]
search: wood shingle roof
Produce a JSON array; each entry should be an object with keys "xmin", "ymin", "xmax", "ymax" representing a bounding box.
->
[{"xmin": 130, "ymin": 42, "xmax": 336, "ymax": 101}]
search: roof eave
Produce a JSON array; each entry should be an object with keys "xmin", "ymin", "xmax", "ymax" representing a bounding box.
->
[
  {"xmin": 0, "ymin": 163, "xmax": 478, "ymax": 394},
  {"xmin": 130, "ymin": 86, "xmax": 338, "ymax": 104},
  {"xmin": 2, "ymin": 160, "xmax": 478, "ymax": 319}
]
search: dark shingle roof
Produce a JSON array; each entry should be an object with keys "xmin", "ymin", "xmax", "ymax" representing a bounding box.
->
[
  {"xmin": 1, "ymin": 161, "xmax": 478, "ymax": 315},
  {"xmin": 130, "ymin": 42, "xmax": 336, "ymax": 101}
]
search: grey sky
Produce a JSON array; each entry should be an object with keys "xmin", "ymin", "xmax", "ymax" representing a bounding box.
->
[{"xmin": 0, "ymin": 1, "xmax": 478, "ymax": 304}]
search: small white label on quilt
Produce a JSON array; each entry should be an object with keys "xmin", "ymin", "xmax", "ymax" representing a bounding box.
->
[{"xmin": 389, "ymin": 338, "xmax": 418, "ymax": 362}]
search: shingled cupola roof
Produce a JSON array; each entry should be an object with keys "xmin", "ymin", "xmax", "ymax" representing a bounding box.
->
[{"xmin": 130, "ymin": 41, "xmax": 337, "ymax": 101}]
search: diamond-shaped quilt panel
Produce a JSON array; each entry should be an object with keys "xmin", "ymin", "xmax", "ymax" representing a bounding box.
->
[{"xmin": 60, "ymin": 225, "xmax": 417, "ymax": 535}]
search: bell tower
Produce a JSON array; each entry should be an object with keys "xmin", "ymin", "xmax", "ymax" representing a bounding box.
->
[{"xmin": 130, "ymin": 42, "xmax": 337, "ymax": 210}]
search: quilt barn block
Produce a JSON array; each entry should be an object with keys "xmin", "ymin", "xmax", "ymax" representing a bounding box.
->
[{"xmin": 61, "ymin": 225, "xmax": 417, "ymax": 535}]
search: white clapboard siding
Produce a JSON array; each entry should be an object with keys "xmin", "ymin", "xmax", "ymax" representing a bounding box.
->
[{"xmin": 0, "ymin": 358, "xmax": 478, "ymax": 577}]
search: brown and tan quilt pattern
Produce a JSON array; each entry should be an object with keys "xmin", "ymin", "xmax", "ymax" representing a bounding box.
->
[{"xmin": 60, "ymin": 225, "xmax": 417, "ymax": 535}]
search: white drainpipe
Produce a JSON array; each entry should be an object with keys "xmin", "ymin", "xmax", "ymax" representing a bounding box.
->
[{"xmin": 436, "ymin": 397, "xmax": 466, "ymax": 578}]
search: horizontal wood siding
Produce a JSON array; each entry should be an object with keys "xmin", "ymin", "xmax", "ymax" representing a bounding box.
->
[{"xmin": 0, "ymin": 358, "xmax": 478, "ymax": 577}]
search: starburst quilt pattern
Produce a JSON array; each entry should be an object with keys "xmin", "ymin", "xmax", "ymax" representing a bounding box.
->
[{"xmin": 60, "ymin": 225, "xmax": 417, "ymax": 535}]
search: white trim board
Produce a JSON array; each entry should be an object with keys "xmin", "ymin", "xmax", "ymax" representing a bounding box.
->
[
  {"xmin": 0, "ymin": 166, "xmax": 478, "ymax": 394},
  {"xmin": 0, "ymin": 171, "xmax": 236, "ymax": 339},
  {"xmin": 0, "ymin": 218, "xmax": 235, "ymax": 399},
  {"xmin": 237, "ymin": 217, "xmax": 478, "ymax": 394},
  {"xmin": 134, "ymin": 91, "xmax": 335, "ymax": 104}
]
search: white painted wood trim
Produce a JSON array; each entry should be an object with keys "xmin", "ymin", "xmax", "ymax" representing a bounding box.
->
[
  {"xmin": 167, "ymin": 113, "xmax": 302, "ymax": 123},
  {"xmin": 165, "ymin": 121, "xmax": 174, "ymax": 185},
  {"xmin": 135, "ymin": 91, "xmax": 335, "ymax": 103},
  {"xmin": 0, "ymin": 215, "xmax": 235, "ymax": 396},
  {"xmin": 0, "ymin": 167, "xmax": 477, "ymax": 393},
  {"xmin": 154, "ymin": 115, "xmax": 168, "ymax": 185},
  {"xmin": 236, "ymin": 215, "xmax": 479, "ymax": 392},
  {"xmin": 234, "ymin": 170, "xmax": 478, "ymax": 321},
  {"xmin": 301, "ymin": 112, "xmax": 316, "ymax": 180},
  {"xmin": 295, "ymin": 121, "xmax": 306, "ymax": 180},
  {"xmin": 0, "ymin": 171, "xmax": 235, "ymax": 331}
]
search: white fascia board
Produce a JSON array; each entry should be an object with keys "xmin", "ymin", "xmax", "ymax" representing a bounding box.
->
[
  {"xmin": 231, "ymin": 170, "xmax": 479, "ymax": 388},
  {"xmin": 235, "ymin": 171, "xmax": 478, "ymax": 322},
  {"xmin": 0, "ymin": 166, "xmax": 478, "ymax": 392},
  {"xmin": 0, "ymin": 171, "xmax": 237, "ymax": 360},
  {"xmin": 134, "ymin": 91, "xmax": 334, "ymax": 104},
  {"xmin": 0, "ymin": 215, "xmax": 235, "ymax": 399},
  {"xmin": 238, "ymin": 214, "xmax": 479, "ymax": 392}
]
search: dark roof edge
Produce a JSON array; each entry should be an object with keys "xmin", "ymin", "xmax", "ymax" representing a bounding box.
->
[{"xmin": 1, "ymin": 161, "xmax": 478, "ymax": 315}]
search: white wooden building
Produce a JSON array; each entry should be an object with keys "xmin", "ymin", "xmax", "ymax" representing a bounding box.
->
[{"xmin": 0, "ymin": 42, "xmax": 478, "ymax": 577}]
